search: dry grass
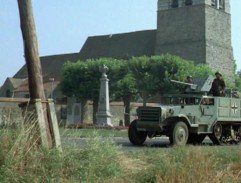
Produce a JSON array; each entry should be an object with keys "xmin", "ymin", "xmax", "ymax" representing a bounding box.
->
[
  {"xmin": 119, "ymin": 152, "xmax": 150, "ymax": 175},
  {"xmin": 122, "ymin": 146, "xmax": 241, "ymax": 183},
  {"xmin": 2, "ymin": 118, "xmax": 241, "ymax": 183}
]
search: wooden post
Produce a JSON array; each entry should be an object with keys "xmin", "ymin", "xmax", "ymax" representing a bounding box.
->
[
  {"xmin": 35, "ymin": 99, "xmax": 49, "ymax": 147},
  {"xmin": 17, "ymin": 0, "xmax": 52, "ymax": 147},
  {"xmin": 47, "ymin": 99, "xmax": 62, "ymax": 152}
]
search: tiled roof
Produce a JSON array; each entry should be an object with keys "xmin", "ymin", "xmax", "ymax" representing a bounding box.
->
[
  {"xmin": 79, "ymin": 29, "xmax": 156, "ymax": 60},
  {"xmin": 11, "ymin": 29, "xmax": 156, "ymax": 94},
  {"xmin": 14, "ymin": 53, "xmax": 81, "ymax": 80}
]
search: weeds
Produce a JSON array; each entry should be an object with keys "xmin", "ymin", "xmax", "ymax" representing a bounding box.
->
[
  {"xmin": 60, "ymin": 128, "xmax": 128, "ymax": 138},
  {"xmin": 1, "ymin": 125, "xmax": 241, "ymax": 182},
  {"xmin": 124, "ymin": 146, "xmax": 241, "ymax": 183},
  {"xmin": 0, "ymin": 127, "xmax": 123, "ymax": 183}
]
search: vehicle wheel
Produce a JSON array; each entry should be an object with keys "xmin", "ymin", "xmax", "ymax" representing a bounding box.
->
[
  {"xmin": 209, "ymin": 122, "xmax": 222, "ymax": 145},
  {"xmin": 169, "ymin": 121, "xmax": 189, "ymax": 146},
  {"xmin": 188, "ymin": 134, "xmax": 206, "ymax": 144},
  {"xmin": 128, "ymin": 120, "xmax": 147, "ymax": 145}
]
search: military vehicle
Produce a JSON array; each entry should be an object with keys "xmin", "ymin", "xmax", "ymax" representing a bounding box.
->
[{"xmin": 128, "ymin": 76, "xmax": 241, "ymax": 146}]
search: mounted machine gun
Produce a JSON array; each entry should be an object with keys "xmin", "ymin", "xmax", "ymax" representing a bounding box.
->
[{"xmin": 170, "ymin": 79, "xmax": 198, "ymax": 90}]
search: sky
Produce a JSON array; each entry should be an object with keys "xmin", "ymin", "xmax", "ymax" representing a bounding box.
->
[{"xmin": 0, "ymin": 0, "xmax": 240, "ymax": 86}]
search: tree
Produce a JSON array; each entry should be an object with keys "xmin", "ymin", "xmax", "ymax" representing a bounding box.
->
[
  {"xmin": 128, "ymin": 55, "xmax": 197, "ymax": 105},
  {"xmin": 114, "ymin": 61, "xmax": 137, "ymax": 125},
  {"xmin": 60, "ymin": 58, "xmax": 122, "ymax": 123},
  {"xmin": 129, "ymin": 54, "xmax": 216, "ymax": 105},
  {"xmin": 234, "ymin": 70, "xmax": 241, "ymax": 91},
  {"xmin": 129, "ymin": 56, "xmax": 157, "ymax": 106},
  {"xmin": 237, "ymin": 70, "xmax": 241, "ymax": 78},
  {"xmin": 61, "ymin": 54, "xmax": 218, "ymax": 125},
  {"xmin": 148, "ymin": 54, "xmax": 195, "ymax": 94}
]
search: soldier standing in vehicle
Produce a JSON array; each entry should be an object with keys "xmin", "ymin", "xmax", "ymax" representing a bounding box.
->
[
  {"xmin": 209, "ymin": 71, "xmax": 226, "ymax": 96},
  {"xmin": 185, "ymin": 75, "xmax": 193, "ymax": 83},
  {"xmin": 184, "ymin": 75, "xmax": 193, "ymax": 93},
  {"xmin": 184, "ymin": 75, "xmax": 195, "ymax": 104}
]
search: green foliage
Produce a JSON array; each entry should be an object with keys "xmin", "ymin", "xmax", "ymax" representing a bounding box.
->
[
  {"xmin": 60, "ymin": 61, "xmax": 89, "ymax": 100},
  {"xmin": 116, "ymin": 73, "xmax": 137, "ymax": 96},
  {"xmin": 149, "ymin": 54, "xmax": 195, "ymax": 93},
  {"xmin": 128, "ymin": 55, "xmax": 160, "ymax": 104},
  {"xmin": 60, "ymin": 58, "xmax": 125, "ymax": 101},
  {"xmin": 234, "ymin": 70, "xmax": 241, "ymax": 91},
  {"xmin": 2, "ymin": 127, "xmax": 241, "ymax": 182},
  {"xmin": 128, "ymin": 54, "xmax": 212, "ymax": 96},
  {"xmin": 0, "ymin": 128, "xmax": 123, "ymax": 183},
  {"xmin": 60, "ymin": 128, "xmax": 128, "ymax": 138},
  {"xmin": 114, "ymin": 61, "xmax": 137, "ymax": 97},
  {"xmin": 237, "ymin": 70, "xmax": 241, "ymax": 78},
  {"xmin": 61, "ymin": 54, "xmax": 230, "ymax": 104},
  {"xmin": 125, "ymin": 146, "xmax": 241, "ymax": 183}
]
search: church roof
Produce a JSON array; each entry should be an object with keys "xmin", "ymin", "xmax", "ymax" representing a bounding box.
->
[
  {"xmin": 79, "ymin": 29, "xmax": 156, "ymax": 60},
  {"xmin": 14, "ymin": 53, "xmax": 81, "ymax": 80},
  {"xmin": 13, "ymin": 29, "xmax": 156, "ymax": 82},
  {"xmin": 7, "ymin": 29, "xmax": 156, "ymax": 95}
]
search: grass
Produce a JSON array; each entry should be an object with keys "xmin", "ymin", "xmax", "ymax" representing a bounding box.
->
[
  {"xmin": 0, "ymin": 127, "xmax": 123, "ymax": 183},
  {"xmin": 124, "ymin": 146, "xmax": 241, "ymax": 183},
  {"xmin": 1, "ymin": 126, "xmax": 241, "ymax": 182},
  {"xmin": 60, "ymin": 127, "xmax": 128, "ymax": 138}
]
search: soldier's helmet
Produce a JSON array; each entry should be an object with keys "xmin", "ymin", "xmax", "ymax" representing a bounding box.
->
[{"xmin": 215, "ymin": 71, "xmax": 222, "ymax": 76}]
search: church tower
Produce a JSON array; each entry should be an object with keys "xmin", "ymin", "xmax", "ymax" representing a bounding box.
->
[{"xmin": 155, "ymin": 0, "xmax": 234, "ymax": 79}]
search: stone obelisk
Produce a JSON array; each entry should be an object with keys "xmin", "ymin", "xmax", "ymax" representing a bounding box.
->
[{"xmin": 96, "ymin": 65, "xmax": 112, "ymax": 126}]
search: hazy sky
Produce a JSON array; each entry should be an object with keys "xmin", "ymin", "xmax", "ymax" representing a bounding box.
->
[{"xmin": 0, "ymin": 0, "xmax": 240, "ymax": 86}]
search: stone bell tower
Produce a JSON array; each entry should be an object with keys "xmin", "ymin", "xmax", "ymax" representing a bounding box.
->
[{"xmin": 155, "ymin": 0, "xmax": 234, "ymax": 80}]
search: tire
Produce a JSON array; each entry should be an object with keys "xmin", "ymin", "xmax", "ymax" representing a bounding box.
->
[
  {"xmin": 188, "ymin": 134, "xmax": 206, "ymax": 144},
  {"xmin": 128, "ymin": 120, "xmax": 147, "ymax": 145},
  {"xmin": 169, "ymin": 121, "xmax": 189, "ymax": 146},
  {"xmin": 209, "ymin": 122, "xmax": 222, "ymax": 145}
]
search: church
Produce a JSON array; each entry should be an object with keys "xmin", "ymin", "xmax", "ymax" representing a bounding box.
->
[{"xmin": 0, "ymin": 0, "xmax": 234, "ymax": 124}]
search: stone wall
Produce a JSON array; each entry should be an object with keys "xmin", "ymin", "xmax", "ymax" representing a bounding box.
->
[
  {"xmin": 80, "ymin": 102, "xmax": 159, "ymax": 126},
  {"xmin": 155, "ymin": 3, "xmax": 234, "ymax": 81},
  {"xmin": 205, "ymin": 5, "xmax": 234, "ymax": 80},
  {"xmin": 155, "ymin": 5, "xmax": 206, "ymax": 64},
  {"xmin": 0, "ymin": 103, "xmax": 24, "ymax": 127}
]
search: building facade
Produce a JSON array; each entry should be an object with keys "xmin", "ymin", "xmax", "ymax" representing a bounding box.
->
[{"xmin": 155, "ymin": 0, "xmax": 234, "ymax": 79}]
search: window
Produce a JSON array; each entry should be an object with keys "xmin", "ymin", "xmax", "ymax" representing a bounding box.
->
[
  {"xmin": 211, "ymin": 0, "xmax": 215, "ymax": 6},
  {"xmin": 211, "ymin": 0, "xmax": 225, "ymax": 10},
  {"xmin": 219, "ymin": 0, "xmax": 224, "ymax": 9},
  {"xmin": 185, "ymin": 0, "xmax": 193, "ymax": 6},
  {"xmin": 171, "ymin": 0, "xmax": 179, "ymax": 8},
  {"xmin": 6, "ymin": 89, "xmax": 11, "ymax": 97}
]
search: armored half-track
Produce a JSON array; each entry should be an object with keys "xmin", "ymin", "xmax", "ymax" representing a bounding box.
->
[{"xmin": 128, "ymin": 76, "xmax": 241, "ymax": 146}]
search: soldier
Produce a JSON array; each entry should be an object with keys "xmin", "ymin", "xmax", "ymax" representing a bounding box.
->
[
  {"xmin": 185, "ymin": 75, "xmax": 193, "ymax": 84},
  {"xmin": 184, "ymin": 75, "xmax": 194, "ymax": 93},
  {"xmin": 184, "ymin": 75, "xmax": 195, "ymax": 104},
  {"xmin": 209, "ymin": 71, "xmax": 226, "ymax": 96}
]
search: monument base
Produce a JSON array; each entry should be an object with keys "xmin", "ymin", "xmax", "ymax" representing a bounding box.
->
[{"xmin": 96, "ymin": 112, "xmax": 113, "ymax": 127}]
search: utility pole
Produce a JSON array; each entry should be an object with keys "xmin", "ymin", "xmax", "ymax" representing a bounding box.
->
[{"xmin": 17, "ymin": 0, "xmax": 53, "ymax": 147}]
